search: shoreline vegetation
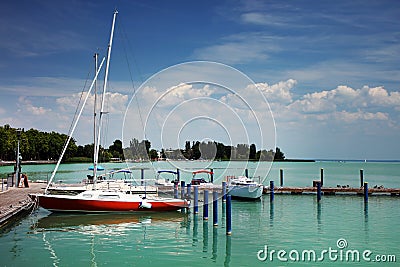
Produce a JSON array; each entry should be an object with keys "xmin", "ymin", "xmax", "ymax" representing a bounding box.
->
[{"xmin": 0, "ymin": 124, "xmax": 286, "ymax": 164}]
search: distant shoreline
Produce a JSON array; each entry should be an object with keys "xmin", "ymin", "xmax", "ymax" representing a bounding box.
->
[{"xmin": 0, "ymin": 160, "xmax": 57, "ymax": 166}]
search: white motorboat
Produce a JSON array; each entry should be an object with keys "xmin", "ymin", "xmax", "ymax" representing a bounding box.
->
[{"xmin": 227, "ymin": 176, "xmax": 263, "ymax": 199}]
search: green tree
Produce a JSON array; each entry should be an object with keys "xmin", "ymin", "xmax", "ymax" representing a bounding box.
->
[
  {"xmin": 148, "ymin": 149, "xmax": 158, "ymax": 160},
  {"xmin": 109, "ymin": 139, "xmax": 124, "ymax": 160},
  {"xmin": 249, "ymin": 144, "xmax": 256, "ymax": 160},
  {"xmin": 274, "ymin": 147, "xmax": 285, "ymax": 161}
]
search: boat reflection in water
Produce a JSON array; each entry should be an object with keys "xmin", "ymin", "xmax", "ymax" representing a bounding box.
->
[
  {"xmin": 32, "ymin": 212, "xmax": 188, "ymax": 232},
  {"xmin": 30, "ymin": 212, "xmax": 190, "ymax": 266}
]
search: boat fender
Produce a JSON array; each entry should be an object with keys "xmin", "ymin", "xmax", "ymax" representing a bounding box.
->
[{"xmin": 139, "ymin": 200, "xmax": 152, "ymax": 209}]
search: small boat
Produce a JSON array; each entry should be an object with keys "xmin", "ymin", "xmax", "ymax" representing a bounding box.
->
[
  {"xmin": 227, "ymin": 176, "xmax": 263, "ymax": 200},
  {"xmin": 155, "ymin": 170, "xmax": 179, "ymax": 187},
  {"xmin": 30, "ymin": 11, "xmax": 189, "ymax": 213},
  {"xmin": 191, "ymin": 170, "xmax": 214, "ymax": 187}
]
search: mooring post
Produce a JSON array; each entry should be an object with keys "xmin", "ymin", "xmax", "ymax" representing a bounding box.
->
[
  {"xmin": 210, "ymin": 168, "xmax": 214, "ymax": 183},
  {"xmin": 226, "ymin": 195, "xmax": 232, "ymax": 235},
  {"xmin": 317, "ymin": 181, "xmax": 322, "ymax": 202},
  {"xmin": 222, "ymin": 181, "xmax": 227, "ymax": 202},
  {"xmin": 280, "ymin": 169, "xmax": 283, "ymax": 187},
  {"xmin": 270, "ymin": 180, "xmax": 274, "ymax": 202},
  {"xmin": 320, "ymin": 168, "xmax": 324, "ymax": 187},
  {"xmin": 174, "ymin": 183, "xmax": 178, "ymax": 199},
  {"xmin": 213, "ymin": 191, "xmax": 218, "ymax": 226},
  {"xmin": 141, "ymin": 168, "xmax": 144, "ymax": 186},
  {"xmin": 181, "ymin": 181, "xmax": 186, "ymax": 199},
  {"xmin": 177, "ymin": 168, "xmax": 180, "ymax": 183},
  {"xmin": 194, "ymin": 186, "xmax": 199, "ymax": 214},
  {"xmin": 364, "ymin": 182, "xmax": 368, "ymax": 203},
  {"xmin": 360, "ymin": 169, "xmax": 364, "ymax": 187},
  {"xmin": 187, "ymin": 184, "xmax": 192, "ymax": 199},
  {"xmin": 245, "ymin": 168, "xmax": 249, "ymax": 178},
  {"xmin": 203, "ymin": 190, "xmax": 209, "ymax": 220}
]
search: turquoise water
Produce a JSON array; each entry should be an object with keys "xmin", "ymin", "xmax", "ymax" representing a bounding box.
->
[{"xmin": 1, "ymin": 161, "xmax": 399, "ymax": 266}]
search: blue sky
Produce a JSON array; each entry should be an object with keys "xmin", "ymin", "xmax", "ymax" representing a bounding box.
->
[{"xmin": 0, "ymin": 0, "xmax": 399, "ymax": 160}]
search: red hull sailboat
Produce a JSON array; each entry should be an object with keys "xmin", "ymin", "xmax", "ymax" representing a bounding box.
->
[
  {"xmin": 30, "ymin": 11, "xmax": 189, "ymax": 213},
  {"xmin": 31, "ymin": 191, "xmax": 189, "ymax": 213}
]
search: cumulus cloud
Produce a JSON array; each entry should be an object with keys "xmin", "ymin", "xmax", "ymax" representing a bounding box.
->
[
  {"xmin": 56, "ymin": 91, "xmax": 128, "ymax": 114},
  {"xmin": 18, "ymin": 96, "xmax": 52, "ymax": 115},
  {"xmin": 262, "ymin": 83, "xmax": 398, "ymax": 127}
]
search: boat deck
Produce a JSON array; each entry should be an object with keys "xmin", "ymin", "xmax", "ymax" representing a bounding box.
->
[{"xmin": 0, "ymin": 182, "xmax": 44, "ymax": 228}]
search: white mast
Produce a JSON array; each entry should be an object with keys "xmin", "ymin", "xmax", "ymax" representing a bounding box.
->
[
  {"xmin": 93, "ymin": 52, "xmax": 99, "ymax": 184},
  {"xmin": 93, "ymin": 10, "xmax": 118, "ymax": 186}
]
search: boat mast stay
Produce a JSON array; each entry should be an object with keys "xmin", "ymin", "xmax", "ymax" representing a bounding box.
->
[{"xmin": 93, "ymin": 10, "xmax": 118, "ymax": 187}]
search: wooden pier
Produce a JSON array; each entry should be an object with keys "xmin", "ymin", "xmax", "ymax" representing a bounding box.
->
[
  {"xmin": 0, "ymin": 182, "xmax": 44, "ymax": 228},
  {"xmin": 263, "ymin": 186, "xmax": 400, "ymax": 196}
]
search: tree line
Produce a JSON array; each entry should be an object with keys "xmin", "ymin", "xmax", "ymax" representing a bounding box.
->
[{"xmin": 0, "ymin": 125, "xmax": 285, "ymax": 162}]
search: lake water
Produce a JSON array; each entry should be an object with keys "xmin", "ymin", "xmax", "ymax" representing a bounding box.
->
[{"xmin": 0, "ymin": 161, "xmax": 399, "ymax": 266}]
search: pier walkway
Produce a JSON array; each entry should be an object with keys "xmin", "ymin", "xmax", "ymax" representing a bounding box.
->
[
  {"xmin": 0, "ymin": 182, "xmax": 44, "ymax": 228},
  {"xmin": 264, "ymin": 186, "xmax": 400, "ymax": 196}
]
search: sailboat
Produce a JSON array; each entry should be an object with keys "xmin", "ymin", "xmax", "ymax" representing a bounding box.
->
[{"xmin": 29, "ymin": 11, "xmax": 189, "ymax": 212}]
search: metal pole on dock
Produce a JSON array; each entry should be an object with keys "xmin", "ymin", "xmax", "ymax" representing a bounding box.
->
[
  {"xmin": 222, "ymin": 181, "xmax": 227, "ymax": 202},
  {"xmin": 203, "ymin": 190, "xmax": 209, "ymax": 220},
  {"xmin": 181, "ymin": 181, "xmax": 186, "ymax": 199},
  {"xmin": 194, "ymin": 186, "xmax": 199, "ymax": 214},
  {"xmin": 226, "ymin": 195, "xmax": 232, "ymax": 235},
  {"xmin": 320, "ymin": 168, "xmax": 324, "ymax": 187},
  {"xmin": 317, "ymin": 181, "xmax": 322, "ymax": 202},
  {"xmin": 213, "ymin": 191, "xmax": 218, "ymax": 226},
  {"xmin": 270, "ymin": 181, "xmax": 274, "ymax": 202},
  {"xmin": 364, "ymin": 182, "xmax": 368, "ymax": 203},
  {"xmin": 360, "ymin": 169, "xmax": 364, "ymax": 187},
  {"xmin": 280, "ymin": 169, "xmax": 283, "ymax": 187}
]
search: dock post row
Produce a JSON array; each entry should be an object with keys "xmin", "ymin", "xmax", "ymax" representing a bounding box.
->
[{"xmin": 199, "ymin": 187, "xmax": 232, "ymax": 235}]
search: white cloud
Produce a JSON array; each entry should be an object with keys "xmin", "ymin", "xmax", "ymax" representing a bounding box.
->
[
  {"xmin": 254, "ymin": 79, "xmax": 296, "ymax": 104},
  {"xmin": 18, "ymin": 96, "xmax": 52, "ymax": 115},
  {"xmin": 56, "ymin": 91, "xmax": 128, "ymax": 114},
  {"xmin": 192, "ymin": 33, "xmax": 280, "ymax": 64}
]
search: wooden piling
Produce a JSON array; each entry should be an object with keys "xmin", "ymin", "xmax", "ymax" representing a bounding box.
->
[
  {"xmin": 270, "ymin": 180, "xmax": 274, "ymax": 202},
  {"xmin": 181, "ymin": 181, "xmax": 186, "ymax": 199},
  {"xmin": 174, "ymin": 183, "xmax": 178, "ymax": 199},
  {"xmin": 187, "ymin": 184, "xmax": 191, "ymax": 199},
  {"xmin": 364, "ymin": 182, "xmax": 368, "ymax": 202},
  {"xmin": 141, "ymin": 168, "xmax": 144, "ymax": 186},
  {"xmin": 213, "ymin": 191, "xmax": 218, "ymax": 226},
  {"xmin": 360, "ymin": 169, "xmax": 364, "ymax": 187},
  {"xmin": 203, "ymin": 190, "xmax": 209, "ymax": 220},
  {"xmin": 320, "ymin": 168, "xmax": 324, "ymax": 187},
  {"xmin": 194, "ymin": 186, "xmax": 199, "ymax": 214},
  {"xmin": 226, "ymin": 195, "xmax": 232, "ymax": 235},
  {"xmin": 222, "ymin": 181, "xmax": 227, "ymax": 202},
  {"xmin": 245, "ymin": 169, "xmax": 249, "ymax": 178},
  {"xmin": 317, "ymin": 181, "xmax": 322, "ymax": 202},
  {"xmin": 280, "ymin": 169, "xmax": 283, "ymax": 187}
]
